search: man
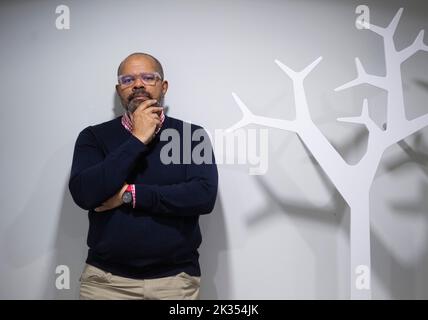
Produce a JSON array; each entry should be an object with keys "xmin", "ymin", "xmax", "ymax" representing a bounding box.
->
[{"xmin": 69, "ymin": 52, "xmax": 218, "ymax": 300}]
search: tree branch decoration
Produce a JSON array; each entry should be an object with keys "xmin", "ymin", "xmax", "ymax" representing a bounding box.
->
[{"xmin": 227, "ymin": 8, "xmax": 428, "ymax": 299}]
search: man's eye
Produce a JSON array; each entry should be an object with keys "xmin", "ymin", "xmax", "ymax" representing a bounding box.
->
[
  {"xmin": 121, "ymin": 76, "xmax": 133, "ymax": 84},
  {"xmin": 142, "ymin": 74, "xmax": 155, "ymax": 81}
]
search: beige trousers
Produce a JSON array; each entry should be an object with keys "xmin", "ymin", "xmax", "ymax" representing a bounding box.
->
[{"xmin": 79, "ymin": 264, "xmax": 200, "ymax": 300}]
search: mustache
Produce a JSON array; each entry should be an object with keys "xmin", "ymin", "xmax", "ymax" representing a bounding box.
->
[
  {"xmin": 126, "ymin": 91, "xmax": 164, "ymax": 114},
  {"xmin": 128, "ymin": 89, "xmax": 152, "ymax": 102}
]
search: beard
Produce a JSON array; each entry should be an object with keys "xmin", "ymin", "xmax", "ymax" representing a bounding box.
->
[{"xmin": 126, "ymin": 91, "xmax": 164, "ymax": 114}]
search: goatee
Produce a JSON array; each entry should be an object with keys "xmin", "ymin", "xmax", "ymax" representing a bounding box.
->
[{"xmin": 126, "ymin": 95, "xmax": 164, "ymax": 114}]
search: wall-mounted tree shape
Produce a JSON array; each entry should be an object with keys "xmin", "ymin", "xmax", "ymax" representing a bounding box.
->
[{"xmin": 227, "ymin": 8, "xmax": 428, "ymax": 299}]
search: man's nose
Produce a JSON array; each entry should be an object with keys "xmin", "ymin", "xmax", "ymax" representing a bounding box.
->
[{"xmin": 132, "ymin": 77, "xmax": 145, "ymax": 90}]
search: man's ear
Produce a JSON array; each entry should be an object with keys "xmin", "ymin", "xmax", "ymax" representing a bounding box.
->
[
  {"xmin": 162, "ymin": 80, "xmax": 168, "ymax": 95},
  {"xmin": 115, "ymin": 85, "xmax": 126, "ymax": 106}
]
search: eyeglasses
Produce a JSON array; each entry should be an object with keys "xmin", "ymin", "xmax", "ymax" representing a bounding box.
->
[{"xmin": 118, "ymin": 72, "xmax": 162, "ymax": 87}]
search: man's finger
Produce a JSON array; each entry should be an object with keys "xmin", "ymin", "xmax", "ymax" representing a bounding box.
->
[
  {"xmin": 143, "ymin": 106, "xmax": 163, "ymax": 114},
  {"xmin": 95, "ymin": 206, "xmax": 109, "ymax": 212},
  {"xmin": 150, "ymin": 113, "xmax": 161, "ymax": 120},
  {"xmin": 134, "ymin": 99, "xmax": 158, "ymax": 113}
]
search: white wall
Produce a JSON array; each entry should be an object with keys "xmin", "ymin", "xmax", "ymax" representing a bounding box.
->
[{"xmin": 0, "ymin": 0, "xmax": 427, "ymax": 299}]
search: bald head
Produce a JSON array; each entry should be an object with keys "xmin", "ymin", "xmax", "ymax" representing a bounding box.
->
[{"xmin": 117, "ymin": 52, "xmax": 164, "ymax": 79}]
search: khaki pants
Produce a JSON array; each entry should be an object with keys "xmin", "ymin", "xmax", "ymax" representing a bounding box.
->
[{"xmin": 79, "ymin": 264, "xmax": 200, "ymax": 300}]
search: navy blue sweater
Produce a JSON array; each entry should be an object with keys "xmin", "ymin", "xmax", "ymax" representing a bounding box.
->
[{"xmin": 69, "ymin": 114, "xmax": 218, "ymax": 279}]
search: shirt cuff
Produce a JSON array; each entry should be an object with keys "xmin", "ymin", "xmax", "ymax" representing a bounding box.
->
[{"xmin": 130, "ymin": 184, "xmax": 136, "ymax": 209}]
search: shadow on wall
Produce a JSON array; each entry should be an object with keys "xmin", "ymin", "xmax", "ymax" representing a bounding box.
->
[
  {"xmin": 245, "ymin": 122, "xmax": 428, "ymax": 298},
  {"xmin": 199, "ymin": 194, "xmax": 231, "ymax": 299},
  {"xmin": 370, "ymin": 76, "xmax": 428, "ymax": 298},
  {"xmin": 415, "ymin": 79, "xmax": 428, "ymax": 91},
  {"xmin": 372, "ymin": 132, "xmax": 428, "ymax": 299},
  {"xmin": 113, "ymin": 93, "xmax": 122, "ymax": 118},
  {"xmin": 246, "ymin": 143, "xmax": 349, "ymax": 298},
  {"xmin": 42, "ymin": 178, "xmax": 88, "ymax": 299},
  {"xmin": 0, "ymin": 142, "xmax": 88, "ymax": 299},
  {"xmin": 242, "ymin": 118, "xmax": 369, "ymax": 298}
]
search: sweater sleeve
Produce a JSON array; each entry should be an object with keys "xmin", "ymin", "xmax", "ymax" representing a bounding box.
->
[
  {"xmin": 69, "ymin": 127, "xmax": 147, "ymax": 210},
  {"xmin": 133, "ymin": 129, "xmax": 218, "ymax": 217}
]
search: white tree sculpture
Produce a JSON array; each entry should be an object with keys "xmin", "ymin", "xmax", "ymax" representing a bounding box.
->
[{"xmin": 227, "ymin": 8, "xmax": 428, "ymax": 299}]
